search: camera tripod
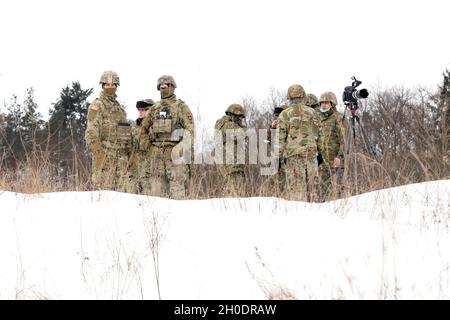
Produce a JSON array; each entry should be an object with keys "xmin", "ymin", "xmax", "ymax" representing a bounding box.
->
[{"xmin": 343, "ymin": 103, "xmax": 377, "ymax": 158}]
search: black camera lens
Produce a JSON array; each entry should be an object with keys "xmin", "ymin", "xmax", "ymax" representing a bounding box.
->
[{"xmin": 351, "ymin": 89, "xmax": 369, "ymax": 100}]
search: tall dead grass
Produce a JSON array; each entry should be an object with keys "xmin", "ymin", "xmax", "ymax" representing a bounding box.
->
[{"xmin": 1, "ymin": 145, "xmax": 448, "ymax": 199}]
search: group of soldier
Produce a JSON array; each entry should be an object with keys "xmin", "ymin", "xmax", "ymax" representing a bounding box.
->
[
  {"xmin": 214, "ymin": 84, "xmax": 348, "ymax": 201},
  {"xmin": 84, "ymin": 70, "xmax": 351, "ymax": 201}
]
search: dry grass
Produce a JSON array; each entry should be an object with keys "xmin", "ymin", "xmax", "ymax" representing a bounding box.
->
[
  {"xmin": 0, "ymin": 152, "xmax": 91, "ymax": 194},
  {"xmin": 1, "ymin": 146, "xmax": 448, "ymax": 199},
  {"xmin": 1, "ymin": 109, "xmax": 448, "ymax": 198}
]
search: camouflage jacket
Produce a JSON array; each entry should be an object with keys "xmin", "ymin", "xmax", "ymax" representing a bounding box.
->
[
  {"xmin": 215, "ymin": 115, "xmax": 246, "ymax": 173},
  {"xmin": 141, "ymin": 94, "xmax": 194, "ymax": 148},
  {"xmin": 85, "ymin": 91, "xmax": 130, "ymax": 152},
  {"xmin": 277, "ymin": 103, "xmax": 320, "ymax": 159},
  {"xmin": 317, "ymin": 108, "xmax": 348, "ymax": 164}
]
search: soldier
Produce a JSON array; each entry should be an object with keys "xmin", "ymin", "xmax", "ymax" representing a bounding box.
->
[
  {"xmin": 140, "ymin": 75, "xmax": 194, "ymax": 199},
  {"xmin": 304, "ymin": 93, "xmax": 319, "ymax": 110},
  {"xmin": 317, "ymin": 91, "xmax": 348, "ymax": 201},
  {"xmin": 129, "ymin": 99, "xmax": 155, "ymax": 194},
  {"xmin": 214, "ymin": 104, "xmax": 246, "ymax": 196},
  {"xmin": 278, "ymin": 84, "xmax": 320, "ymax": 202},
  {"xmin": 85, "ymin": 70, "xmax": 132, "ymax": 191}
]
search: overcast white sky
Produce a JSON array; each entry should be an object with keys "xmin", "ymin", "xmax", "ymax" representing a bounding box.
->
[{"xmin": 0, "ymin": 0, "xmax": 449, "ymax": 130}]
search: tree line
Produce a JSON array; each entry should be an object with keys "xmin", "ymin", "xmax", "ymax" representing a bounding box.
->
[{"xmin": 0, "ymin": 82, "xmax": 93, "ymax": 190}]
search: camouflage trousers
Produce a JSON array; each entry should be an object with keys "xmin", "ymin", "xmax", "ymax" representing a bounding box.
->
[
  {"xmin": 284, "ymin": 155, "xmax": 319, "ymax": 202},
  {"xmin": 218, "ymin": 166, "xmax": 245, "ymax": 197},
  {"xmin": 145, "ymin": 145, "xmax": 190, "ymax": 199},
  {"xmin": 318, "ymin": 162, "xmax": 345, "ymax": 201},
  {"xmin": 128, "ymin": 150, "xmax": 154, "ymax": 195},
  {"xmin": 91, "ymin": 148, "xmax": 130, "ymax": 192}
]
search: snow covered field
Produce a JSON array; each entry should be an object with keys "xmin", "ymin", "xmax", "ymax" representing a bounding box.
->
[{"xmin": 0, "ymin": 180, "xmax": 449, "ymax": 300}]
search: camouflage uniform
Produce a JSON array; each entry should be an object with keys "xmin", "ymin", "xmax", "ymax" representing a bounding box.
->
[
  {"xmin": 85, "ymin": 71, "xmax": 131, "ymax": 191},
  {"xmin": 215, "ymin": 104, "xmax": 246, "ymax": 196},
  {"xmin": 140, "ymin": 75, "xmax": 194, "ymax": 199},
  {"xmin": 129, "ymin": 99, "xmax": 155, "ymax": 194},
  {"xmin": 278, "ymin": 85, "xmax": 320, "ymax": 202},
  {"xmin": 317, "ymin": 92, "xmax": 348, "ymax": 200}
]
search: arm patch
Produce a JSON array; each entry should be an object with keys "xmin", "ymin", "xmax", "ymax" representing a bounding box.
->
[{"xmin": 89, "ymin": 100, "xmax": 101, "ymax": 111}]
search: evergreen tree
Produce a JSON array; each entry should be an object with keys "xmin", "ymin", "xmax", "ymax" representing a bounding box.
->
[
  {"xmin": 0, "ymin": 91, "xmax": 45, "ymax": 169},
  {"xmin": 47, "ymin": 82, "xmax": 93, "ymax": 179},
  {"xmin": 49, "ymin": 82, "xmax": 93, "ymax": 139},
  {"xmin": 20, "ymin": 87, "xmax": 45, "ymax": 150}
]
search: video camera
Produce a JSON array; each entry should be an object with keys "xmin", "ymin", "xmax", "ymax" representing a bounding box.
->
[
  {"xmin": 273, "ymin": 106, "xmax": 285, "ymax": 117},
  {"xmin": 342, "ymin": 76, "xmax": 369, "ymax": 110}
]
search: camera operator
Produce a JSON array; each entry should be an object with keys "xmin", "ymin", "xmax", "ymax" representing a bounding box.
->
[{"xmin": 317, "ymin": 92, "xmax": 349, "ymax": 201}]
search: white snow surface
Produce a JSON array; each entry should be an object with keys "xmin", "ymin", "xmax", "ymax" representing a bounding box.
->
[{"xmin": 0, "ymin": 180, "xmax": 449, "ymax": 300}]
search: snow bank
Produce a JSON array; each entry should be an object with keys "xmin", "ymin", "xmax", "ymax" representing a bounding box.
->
[{"xmin": 0, "ymin": 180, "xmax": 449, "ymax": 299}]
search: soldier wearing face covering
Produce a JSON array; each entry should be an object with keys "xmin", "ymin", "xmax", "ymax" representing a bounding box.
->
[
  {"xmin": 85, "ymin": 70, "xmax": 131, "ymax": 191},
  {"xmin": 316, "ymin": 91, "xmax": 349, "ymax": 201},
  {"xmin": 140, "ymin": 75, "xmax": 195, "ymax": 199}
]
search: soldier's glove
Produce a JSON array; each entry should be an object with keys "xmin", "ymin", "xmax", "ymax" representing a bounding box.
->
[{"xmin": 317, "ymin": 154, "xmax": 324, "ymax": 166}]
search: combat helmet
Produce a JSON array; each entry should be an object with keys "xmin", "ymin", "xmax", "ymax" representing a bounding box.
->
[
  {"xmin": 99, "ymin": 71, "xmax": 120, "ymax": 86},
  {"xmin": 226, "ymin": 104, "xmax": 245, "ymax": 117},
  {"xmin": 319, "ymin": 92, "xmax": 338, "ymax": 107},
  {"xmin": 305, "ymin": 94, "xmax": 319, "ymax": 108},
  {"xmin": 157, "ymin": 75, "xmax": 177, "ymax": 90},
  {"xmin": 287, "ymin": 84, "xmax": 306, "ymax": 100}
]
